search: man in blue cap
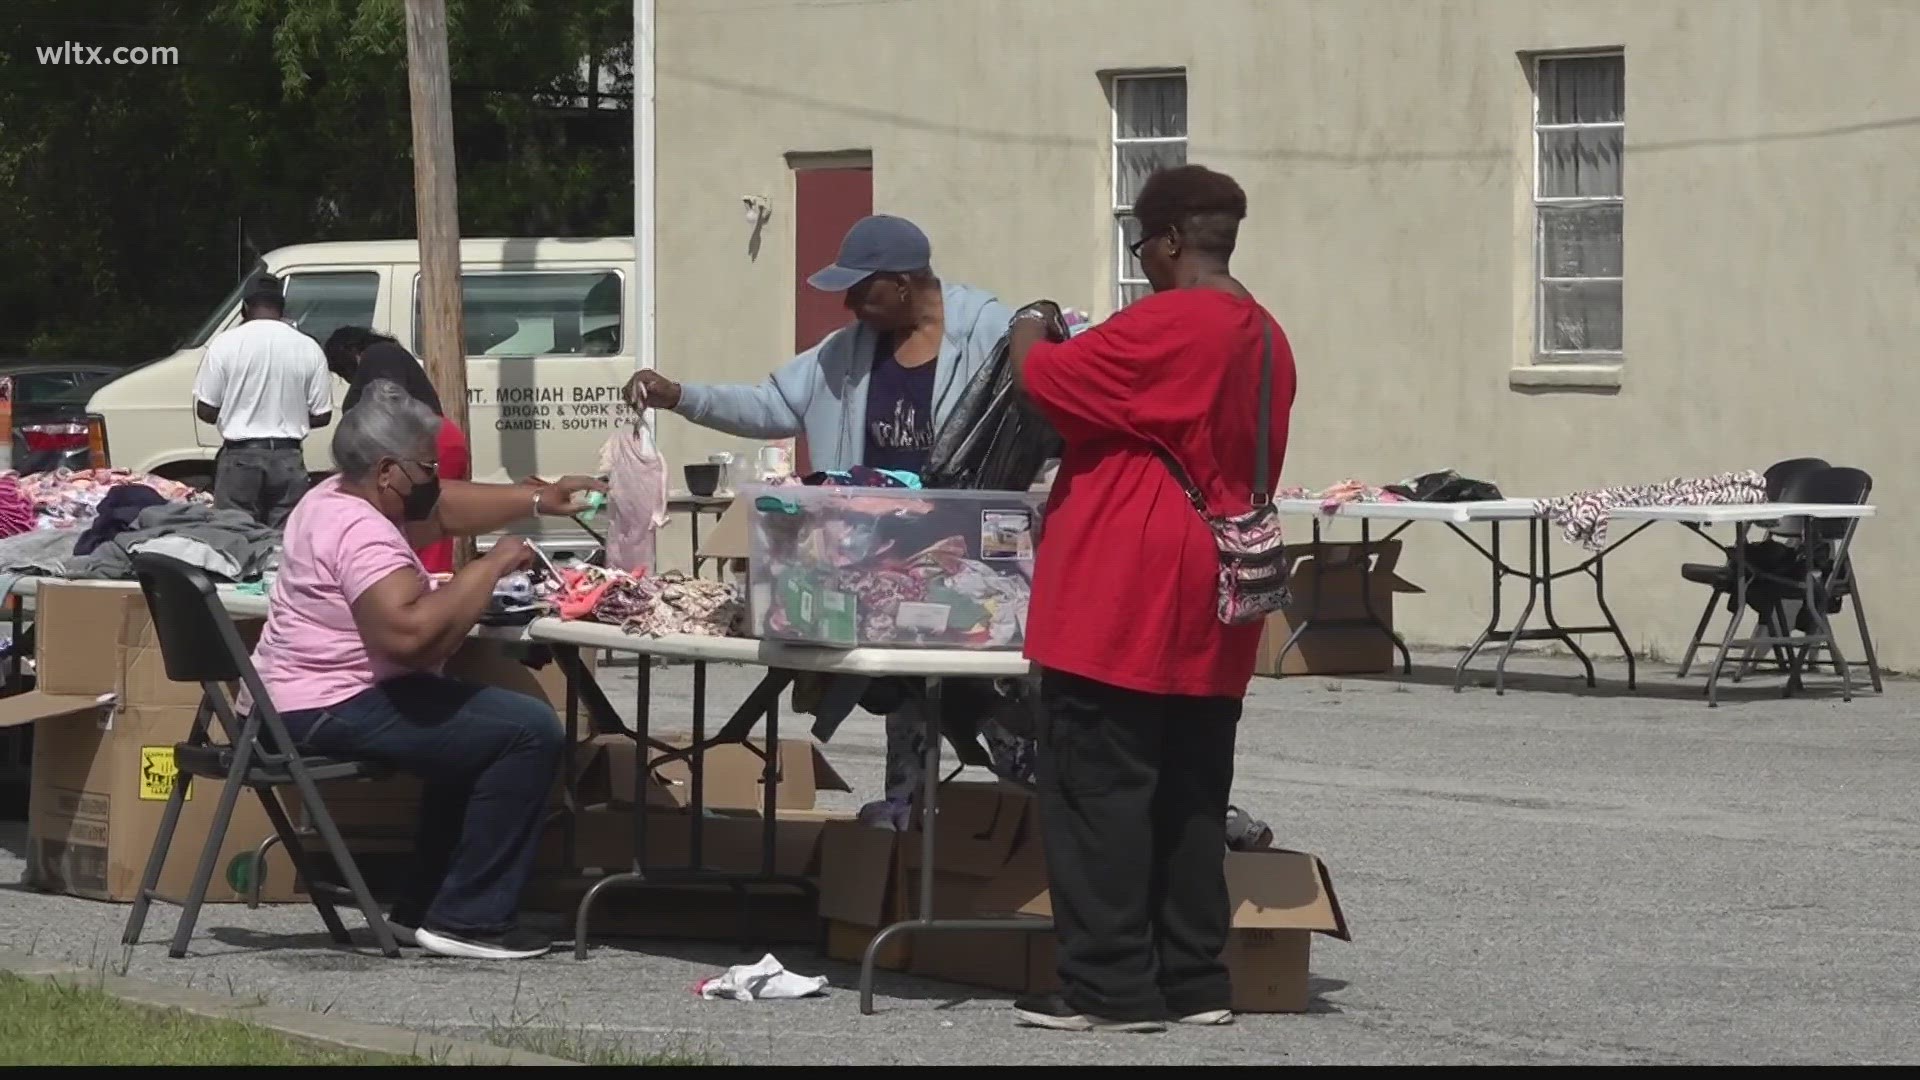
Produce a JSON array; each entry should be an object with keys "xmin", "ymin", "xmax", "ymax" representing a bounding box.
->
[{"xmin": 626, "ymin": 214, "xmax": 1012, "ymax": 474}]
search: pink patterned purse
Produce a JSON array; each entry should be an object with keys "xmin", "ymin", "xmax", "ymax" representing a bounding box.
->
[{"xmin": 1152, "ymin": 321, "xmax": 1291, "ymax": 627}]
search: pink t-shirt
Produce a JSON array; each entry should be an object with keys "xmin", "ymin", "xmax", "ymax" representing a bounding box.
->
[{"xmin": 252, "ymin": 476, "xmax": 430, "ymax": 712}]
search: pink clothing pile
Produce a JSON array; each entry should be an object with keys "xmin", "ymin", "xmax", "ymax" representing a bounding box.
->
[
  {"xmin": 5, "ymin": 468, "xmax": 210, "ymax": 530},
  {"xmin": 0, "ymin": 476, "xmax": 35, "ymax": 539},
  {"xmin": 1276, "ymin": 480, "xmax": 1405, "ymax": 514}
]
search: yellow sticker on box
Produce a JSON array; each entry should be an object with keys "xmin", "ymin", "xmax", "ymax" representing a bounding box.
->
[{"xmin": 138, "ymin": 746, "xmax": 191, "ymax": 801}]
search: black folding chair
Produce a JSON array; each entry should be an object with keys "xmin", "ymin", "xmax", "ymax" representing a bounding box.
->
[
  {"xmin": 1738, "ymin": 467, "xmax": 1882, "ymax": 699},
  {"xmin": 1675, "ymin": 457, "xmax": 1828, "ymax": 678},
  {"xmin": 120, "ymin": 552, "xmax": 401, "ymax": 959}
]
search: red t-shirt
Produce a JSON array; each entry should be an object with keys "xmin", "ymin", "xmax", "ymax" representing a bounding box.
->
[
  {"xmin": 416, "ymin": 419, "xmax": 470, "ymax": 575},
  {"xmin": 1021, "ymin": 288, "xmax": 1297, "ymax": 699}
]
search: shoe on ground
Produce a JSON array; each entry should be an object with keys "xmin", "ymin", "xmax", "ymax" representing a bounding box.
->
[
  {"xmin": 1012, "ymin": 993, "xmax": 1164, "ymax": 1033},
  {"xmin": 1177, "ymin": 1009, "xmax": 1235, "ymax": 1026},
  {"xmin": 414, "ymin": 926, "xmax": 551, "ymax": 960}
]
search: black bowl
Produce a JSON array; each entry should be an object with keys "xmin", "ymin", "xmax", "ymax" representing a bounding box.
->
[{"xmin": 684, "ymin": 463, "xmax": 722, "ymax": 497}]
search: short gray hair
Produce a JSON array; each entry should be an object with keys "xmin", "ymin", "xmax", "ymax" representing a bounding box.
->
[{"xmin": 331, "ymin": 379, "xmax": 440, "ymax": 480}]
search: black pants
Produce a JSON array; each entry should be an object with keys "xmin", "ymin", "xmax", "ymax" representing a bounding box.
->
[
  {"xmin": 213, "ymin": 445, "xmax": 309, "ymax": 528},
  {"xmin": 1036, "ymin": 668, "xmax": 1241, "ymax": 1021}
]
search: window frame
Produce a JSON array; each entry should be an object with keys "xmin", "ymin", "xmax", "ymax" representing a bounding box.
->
[
  {"xmin": 278, "ymin": 269, "xmax": 384, "ymax": 349},
  {"xmin": 1109, "ymin": 70, "xmax": 1188, "ymax": 311},
  {"xmin": 1532, "ymin": 48, "xmax": 1625, "ymax": 361},
  {"xmin": 409, "ymin": 267, "xmax": 628, "ymax": 358}
]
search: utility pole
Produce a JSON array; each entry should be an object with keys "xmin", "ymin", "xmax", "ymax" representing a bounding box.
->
[
  {"xmin": 404, "ymin": 0, "xmax": 469, "ymax": 437},
  {"xmin": 405, "ymin": 0, "xmax": 472, "ymax": 564}
]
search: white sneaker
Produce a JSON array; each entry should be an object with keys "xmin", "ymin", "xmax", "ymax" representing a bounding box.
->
[
  {"xmin": 1178, "ymin": 1009, "xmax": 1235, "ymax": 1026},
  {"xmin": 414, "ymin": 926, "xmax": 551, "ymax": 960}
]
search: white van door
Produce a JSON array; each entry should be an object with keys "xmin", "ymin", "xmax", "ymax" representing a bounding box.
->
[{"xmin": 410, "ymin": 267, "xmax": 630, "ymax": 538}]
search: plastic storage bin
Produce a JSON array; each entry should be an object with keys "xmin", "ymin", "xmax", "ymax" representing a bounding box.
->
[{"xmin": 745, "ymin": 484, "xmax": 1044, "ymax": 649}]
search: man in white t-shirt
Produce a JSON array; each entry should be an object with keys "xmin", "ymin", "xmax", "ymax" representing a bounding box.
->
[{"xmin": 192, "ymin": 276, "xmax": 334, "ymax": 526}]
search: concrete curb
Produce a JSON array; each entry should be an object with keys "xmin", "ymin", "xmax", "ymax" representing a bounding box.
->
[{"xmin": 0, "ymin": 946, "xmax": 581, "ymax": 1066}]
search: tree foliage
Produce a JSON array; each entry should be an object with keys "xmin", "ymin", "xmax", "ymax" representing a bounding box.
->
[{"xmin": 0, "ymin": 0, "xmax": 632, "ymax": 360}]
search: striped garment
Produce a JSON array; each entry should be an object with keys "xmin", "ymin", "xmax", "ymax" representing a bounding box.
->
[{"xmin": 1535, "ymin": 470, "xmax": 1767, "ymax": 550}]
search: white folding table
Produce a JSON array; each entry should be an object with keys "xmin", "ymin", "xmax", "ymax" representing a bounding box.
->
[{"xmin": 1273, "ymin": 499, "xmax": 1632, "ymax": 694}]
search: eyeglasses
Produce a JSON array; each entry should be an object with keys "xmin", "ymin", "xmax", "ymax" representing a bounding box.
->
[{"xmin": 1128, "ymin": 228, "xmax": 1169, "ymax": 259}]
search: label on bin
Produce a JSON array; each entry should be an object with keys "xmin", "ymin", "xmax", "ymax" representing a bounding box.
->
[{"xmin": 138, "ymin": 746, "xmax": 192, "ymax": 801}]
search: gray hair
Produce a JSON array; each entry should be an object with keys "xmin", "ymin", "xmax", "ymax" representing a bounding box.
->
[{"xmin": 331, "ymin": 379, "xmax": 440, "ymax": 480}]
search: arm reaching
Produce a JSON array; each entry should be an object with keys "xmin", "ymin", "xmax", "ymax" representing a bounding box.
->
[{"xmin": 625, "ymin": 341, "xmax": 830, "ymax": 440}]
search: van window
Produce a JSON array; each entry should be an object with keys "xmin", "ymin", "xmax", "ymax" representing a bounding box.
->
[
  {"xmin": 419, "ymin": 271, "xmax": 622, "ymax": 357},
  {"xmin": 283, "ymin": 272, "xmax": 381, "ymax": 347}
]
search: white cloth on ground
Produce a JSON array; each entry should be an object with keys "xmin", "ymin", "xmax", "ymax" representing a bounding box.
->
[{"xmin": 694, "ymin": 954, "xmax": 828, "ymax": 1001}]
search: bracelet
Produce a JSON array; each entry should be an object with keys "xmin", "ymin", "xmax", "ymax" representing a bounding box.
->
[
  {"xmin": 533, "ymin": 488, "xmax": 543, "ymax": 518},
  {"xmin": 1015, "ymin": 309, "xmax": 1050, "ymax": 324}
]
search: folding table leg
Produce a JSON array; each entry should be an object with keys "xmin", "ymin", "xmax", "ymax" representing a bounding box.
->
[
  {"xmin": 1704, "ymin": 524, "xmax": 1751, "ymax": 708},
  {"xmin": 1451, "ymin": 521, "xmax": 1504, "ymax": 693}
]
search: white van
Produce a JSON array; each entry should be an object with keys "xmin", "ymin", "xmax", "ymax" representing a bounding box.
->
[{"xmin": 86, "ymin": 237, "xmax": 635, "ymax": 552}]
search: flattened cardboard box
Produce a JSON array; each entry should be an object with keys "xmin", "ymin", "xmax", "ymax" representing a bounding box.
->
[{"xmin": 1257, "ymin": 538, "xmax": 1422, "ymax": 678}]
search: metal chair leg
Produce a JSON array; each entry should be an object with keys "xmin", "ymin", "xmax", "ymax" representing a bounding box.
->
[
  {"xmin": 121, "ymin": 772, "xmax": 193, "ymax": 950},
  {"xmin": 1676, "ymin": 587, "xmax": 1721, "ymax": 678},
  {"xmin": 1849, "ymin": 588, "xmax": 1884, "ymax": 693},
  {"xmin": 252, "ymin": 788, "xmax": 352, "ymax": 944},
  {"xmin": 168, "ymin": 769, "xmax": 254, "ymax": 959}
]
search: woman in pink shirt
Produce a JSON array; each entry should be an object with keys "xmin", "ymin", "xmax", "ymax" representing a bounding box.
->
[{"xmin": 252, "ymin": 380, "xmax": 603, "ymax": 960}]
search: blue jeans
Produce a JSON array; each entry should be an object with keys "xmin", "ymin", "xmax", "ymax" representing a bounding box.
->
[{"xmin": 282, "ymin": 674, "xmax": 564, "ymax": 936}]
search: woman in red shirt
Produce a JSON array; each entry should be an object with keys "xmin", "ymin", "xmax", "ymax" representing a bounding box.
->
[
  {"xmin": 1007, "ymin": 165, "xmax": 1297, "ymax": 1032},
  {"xmin": 324, "ymin": 329, "xmax": 471, "ymax": 573}
]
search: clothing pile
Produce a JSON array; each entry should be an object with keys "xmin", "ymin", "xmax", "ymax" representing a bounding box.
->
[
  {"xmin": 7, "ymin": 502, "xmax": 280, "ymax": 581},
  {"xmin": 0, "ymin": 477, "xmax": 34, "ymax": 539},
  {"xmin": 1534, "ymin": 470, "xmax": 1767, "ymax": 550},
  {"xmin": 1275, "ymin": 480, "xmax": 1404, "ymax": 514},
  {"xmin": 1382, "ymin": 469, "xmax": 1503, "ymax": 503},
  {"xmin": 595, "ymin": 570, "xmax": 743, "ymax": 637},
  {"xmin": 526, "ymin": 564, "xmax": 742, "ymax": 638},
  {"xmin": 5, "ymin": 468, "xmax": 209, "ymax": 530}
]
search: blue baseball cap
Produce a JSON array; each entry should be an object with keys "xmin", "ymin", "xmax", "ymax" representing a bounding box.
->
[{"xmin": 806, "ymin": 215, "xmax": 932, "ymax": 292}]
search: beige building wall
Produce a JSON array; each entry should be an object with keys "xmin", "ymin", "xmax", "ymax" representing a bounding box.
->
[{"xmin": 650, "ymin": 0, "xmax": 1920, "ymax": 669}]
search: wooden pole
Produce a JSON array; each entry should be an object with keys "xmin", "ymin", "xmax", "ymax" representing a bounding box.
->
[{"xmin": 404, "ymin": 0, "xmax": 469, "ymax": 437}]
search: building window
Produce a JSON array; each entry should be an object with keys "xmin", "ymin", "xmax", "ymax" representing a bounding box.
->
[
  {"xmin": 1533, "ymin": 51, "xmax": 1623, "ymax": 359},
  {"xmin": 1111, "ymin": 71, "xmax": 1187, "ymax": 310}
]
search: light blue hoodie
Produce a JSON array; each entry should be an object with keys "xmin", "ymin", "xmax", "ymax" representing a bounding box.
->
[{"xmin": 672, "ymin": 282, "xmax": 1013, "ymax": 472}]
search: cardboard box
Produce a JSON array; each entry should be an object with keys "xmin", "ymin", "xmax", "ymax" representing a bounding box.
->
[
  {"xmin": 887, "ymin": 780, "xmax": 1352, "ymax": 1014},
  {"xmin": 537, "ymin": 804, "xmax": 842, "ymax": 878},
  {"xmin": 818, "ymin": 817, "xmax": 911, "ymax": 970},
  {"xmin": 0, "ymin": 585, "xmax": 607, "ymax": 904},
  {"xmin": 631, "ymin": 734, "xmax": 850, "ymax": 812},
  {"xmin": 1256, "ymin": 539, "xmax": 1422, "ymax": 677},
  {"xmin": 0, "ymin": 584, "xmax": 296, "ymax": 902}
]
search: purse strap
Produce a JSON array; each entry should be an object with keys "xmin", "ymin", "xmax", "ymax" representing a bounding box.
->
[{"xmin": 1155, "ymin": 318, "xmax": 1275, "ymax": 514}]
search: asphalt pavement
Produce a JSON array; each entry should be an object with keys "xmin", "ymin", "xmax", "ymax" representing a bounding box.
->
[{"xmin": 3, "ymin": 650, "xmax": 1916, "ymax": 1065}]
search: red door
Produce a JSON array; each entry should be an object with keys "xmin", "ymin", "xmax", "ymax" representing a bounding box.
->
[{"xmin": 791, "ymin": 162, "xmax": 873, "ymax": 473}]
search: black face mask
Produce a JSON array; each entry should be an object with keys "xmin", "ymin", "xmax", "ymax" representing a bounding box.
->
[{"xmin": 398, "ymin": 469, "xmax": 441, "ymax": 522}]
